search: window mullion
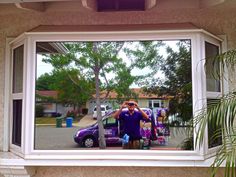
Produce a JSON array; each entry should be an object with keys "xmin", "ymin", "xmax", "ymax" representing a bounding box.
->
[{"xmin": 23, "ymin": 36, "xmax": 36, "ymax": 155}]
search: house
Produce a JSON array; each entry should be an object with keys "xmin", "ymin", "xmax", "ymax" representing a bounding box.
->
[
  {"xmin": 37, "ymin": 88, "xmax": 171, "ymax": 116},
  {"xmin": 87, "ymin": 88, "xmax": 172, "ymax": 115},
  {"xmin": 1, "ymin": 0, "xmax": 235, "ymax": 177},
  {"xmin": 36, "ymin": 90, "xmax": 74, "ymax": 117}
]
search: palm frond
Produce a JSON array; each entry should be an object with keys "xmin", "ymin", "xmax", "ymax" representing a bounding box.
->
[
  {"xmin": 195, "ymin": 92, "xmax": 236, "ymax": 177},
  {"xmin": 195, "ymin": 49, "xmax": 236, "ymax": 177}
]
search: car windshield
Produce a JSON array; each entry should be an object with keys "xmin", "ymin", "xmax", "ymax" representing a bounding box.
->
[{"xmin": 94, "ymin": 107, "xmax": 106, "ymax": 111}]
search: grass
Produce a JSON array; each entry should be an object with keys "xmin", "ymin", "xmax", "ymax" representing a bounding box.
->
[
  {"xmin": 35, "ymin": 115, "xmax": 84, "ymax": 125},
  {"xmin": 35, "ymin": 117, "xmax": 58, "ymax": 124}
]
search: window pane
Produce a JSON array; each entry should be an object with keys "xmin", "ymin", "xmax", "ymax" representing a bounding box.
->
[
  {"xmin": 148, "ymin": 100, "xmax": 152, "ymax": 108},
  {"xmin": 205, "ymin": 42, "xmax": 220, "ymax": 92},
  {"xmin": 207, "ymin": 99, "xmax": 222, "ymax": 148},
  {"xmin": 107, "ymin": 117, "xmax": 116, "ymax": 124},
  {"xmin": 12, "ymin": 45, "xmax": 24, "ymax": 93},
  {"xmin": 153, "ymin": 102, "xmax": 160, "ymax": 108},
  {"xmin": 35, "ymin": 40, "xmax": 193, "ymax": 150},
  {"xmin": 12, "ymin": 100, "xmax": 22, "ymax": 146}
]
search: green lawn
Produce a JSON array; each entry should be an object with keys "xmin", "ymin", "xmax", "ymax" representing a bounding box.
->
[
  {"xmin": 35, "ymin": 116, "xmax": 83, "ymax": 125},
  {"xmin": 35, "ymin": 117, "xmax": 59, "ymax": 124}
]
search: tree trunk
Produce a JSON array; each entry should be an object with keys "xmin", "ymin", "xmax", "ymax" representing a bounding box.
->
[
  {"xmin": 94, "ymin": 67, "xmax": 106, "ymax": 149},
  {"xmin": 93, "ymin": 42, "xmax": 106, "ymax": 149}
]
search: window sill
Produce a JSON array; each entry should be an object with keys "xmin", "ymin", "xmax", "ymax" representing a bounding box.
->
[{"xmin": 0, "ymin": 152, "xmax": 215, "ymax": 167}]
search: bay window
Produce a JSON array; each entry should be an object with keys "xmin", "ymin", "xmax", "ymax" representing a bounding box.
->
[{"xmin": 5, "ymin": 25, "xmax": 225, "ymax": 165}]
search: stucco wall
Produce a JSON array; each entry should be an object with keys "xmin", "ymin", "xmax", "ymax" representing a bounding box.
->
[
  {"xmin": 34, "ymin": 166, "xmax": 224, "ymax": 177},
  {"xmin": 137, "ymin": 99, "xmax": 148, "ymax": 108},
  {"xmin": 1, "ymin": 1, "xmax": 236, "ymax": 177}
]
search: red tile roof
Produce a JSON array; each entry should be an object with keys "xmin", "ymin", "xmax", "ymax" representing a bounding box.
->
[
  {"xmin": 36, "ymin": 90, "xmax": 58, "ymax": 99},
  {"xmin": 94, "ymin": 88, "xmax": 172, "ymax": 99},
  {"xmin": 37, "ymin": 88, "xmax": 173, "ymax": 100}
]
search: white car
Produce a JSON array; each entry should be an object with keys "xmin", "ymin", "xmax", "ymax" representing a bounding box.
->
[{"xmin": 93, "ymin": 105, "xmax": 112, "ymax": 119}]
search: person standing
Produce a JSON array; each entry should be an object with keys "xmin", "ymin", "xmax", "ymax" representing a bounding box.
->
[{"xmin": 113, "ymin": 100, "xmax": 149, "ymax": 149}]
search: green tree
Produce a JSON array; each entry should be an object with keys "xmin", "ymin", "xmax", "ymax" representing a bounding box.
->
[
  {"xmin": 142, "ymin": 40, "xmax": 192, "ymax": 123},
  {"xmin": 43, "ymin": 42, "xmax": 133, "ymax": 149},
  {"xmin": 50, "ymin": 69, "xmax": 94, "ymax": 111},
  {"xmin": 36, "ymin": 69, "xmax": 94, "ymax": 113},
  {"xmin": 36, "ymin": 73, "xmax": 55, "ymax": 90},
  {"xmin": 123, "ymin": 41, "xmax": 164, "ymax": 78},
  {"xmin": 35, "ymin": 104, "xmax": 44, "ymax": 117},
  {"xmin": 118, "ymin": 41, "xmax": 164, "ymax": 101},
  {"xmin": 113, "ymin": 62, "xmax": 138, "ymax": 102}
]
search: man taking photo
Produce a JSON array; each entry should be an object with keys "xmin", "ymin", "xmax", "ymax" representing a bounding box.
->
[{"xmin": 113, "ymin": 100, "xmax": 149, "ymax": 149}]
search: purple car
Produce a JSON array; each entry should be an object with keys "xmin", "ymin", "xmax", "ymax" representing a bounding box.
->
[
  {"xmin": 74, "ymin": 108, "xmax": 156, "ymax": 148},
  {"xmin": 74, "ymin": 112, "xmax": 122, "ymax": 148}
]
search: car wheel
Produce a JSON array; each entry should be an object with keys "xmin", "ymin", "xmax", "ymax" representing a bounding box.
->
[{"xmin": 83, "ymin": 137, "xmax": 95, "ymax": 148}]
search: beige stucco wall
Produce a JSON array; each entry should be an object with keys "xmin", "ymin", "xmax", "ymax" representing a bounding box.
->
[
  {"xmin": 1, "ymin": 1, "xmax": 236, "ymax": 177},
  {"xmin": 34, "ymin": 166, "xmax": 224, "ymax": 177},
  {"xmin": 138, "ymin": 99, "xmax": 148, "ymax": 108}
]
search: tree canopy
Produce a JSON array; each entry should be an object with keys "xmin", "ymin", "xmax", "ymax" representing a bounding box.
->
[{"xmin": 143, "ymin": 40, "xmax": 192, "ymax": 123}]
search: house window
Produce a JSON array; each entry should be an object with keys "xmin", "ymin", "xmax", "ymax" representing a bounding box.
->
[
  {"xmin": 205, "ymin": 41, "xmax": 222, "ymax": 149},
  {"xmin": 7, "ymin": 28, "xmax": 224, "ymax": 164},
  {"xmin": 34, "ymin": 39, "xmax": 193, "ymax": 151},
  {"xmin": 12, "ymin": 100, "xmax": 22, "ymax": 146},
  {"xmin": 205, "ymin": 42, "xmax": 221, "ymax": 93},
  {"xmin": 153, "ymin": 101, "xmax": 160, "ymax": 108},
  {"xmin": 12, "ymin": 45, "xmax": 24, "ymax": 93},
  {"xmin": 11, "ymin": 44, "xmax": 24, "ymax": 147},
  {"xmin": 148, "ymin": 100, "xmax": 163, "ymax": 108}
]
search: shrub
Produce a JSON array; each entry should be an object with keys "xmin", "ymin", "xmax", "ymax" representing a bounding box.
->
[
  {"xmin": 66, "ymin": 110, "xmax": 78, "ymax": 118},
  {"xmin": 35, "ymin": 104, "xmax": 44, "ymax": 117},
  {"xmin": 82, "ymin": 108, "xmax": 88, "ymax": 115}
]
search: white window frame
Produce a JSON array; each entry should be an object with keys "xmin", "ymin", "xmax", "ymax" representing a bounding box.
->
[
  {"xmin": 204, "ymin": 34, "xmax": 223, "ymax": 99},
  {"xmin": 8, "ymin": 36, "xmax": 27, "ymax": 157},
  {"xmin": 5, "ymin": 29, "xmax": 225, "ymax": 166},
  {"xmin": 200, "ymin": 34, "xmax": 224, "ymax": 157},
  {"xmin": 149, "ymin": 99, "xmax": 163, "ymax": 108}
]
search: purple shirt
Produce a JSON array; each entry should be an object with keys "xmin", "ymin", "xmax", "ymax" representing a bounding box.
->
[{"xmin": 119, "ymin": 110, "xmax": 143, "ymax": 140}]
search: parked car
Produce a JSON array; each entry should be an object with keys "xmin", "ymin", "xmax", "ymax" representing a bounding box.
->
[
  {"xmin": 92, "ymin": 105, "xmax": 112, "ymax": 119},
  {"xmin": 74, "ymin": 113, "xmax": 121, "ymax": 147},
  {"xmin": 74, "ymin": 108, "xmax": 158, "ymax": 148}
]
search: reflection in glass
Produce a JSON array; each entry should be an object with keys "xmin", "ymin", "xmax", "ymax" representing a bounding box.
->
[
  {"xmin": 13, "ymin": 45, "xmax": 24, "ymax": 93},
  {"xmin": 205, "ymin": 42, "xmax": 220, "ymax": 92},
  {"xmin": 207, "ymin": 99, "xmax": 222, "ymax": 148},
  {"xmin": 12, "ymin": 100, "xmax": 22, "ymax": 146},
  {"xmin": 34, "ymin": 40, "xmax": 193, "ymax": 150}
]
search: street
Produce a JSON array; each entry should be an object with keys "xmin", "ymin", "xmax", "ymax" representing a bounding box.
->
[{"xmin": 35, "ymin": 124, "xmax": 191, "ymax": 150}]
